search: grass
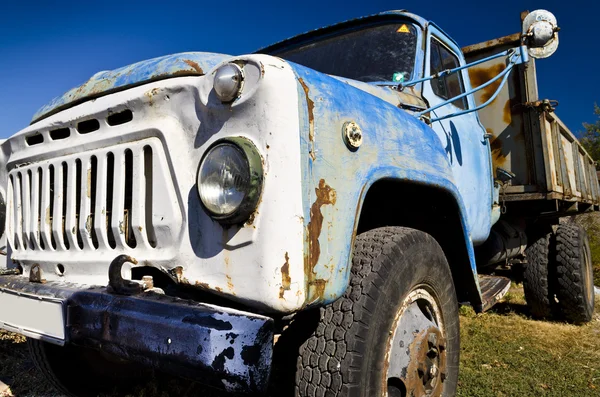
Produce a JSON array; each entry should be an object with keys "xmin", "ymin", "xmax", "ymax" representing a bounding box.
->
[{"xmin": 457, "ymin": 284, "xmax": 600, "ymax": 397}]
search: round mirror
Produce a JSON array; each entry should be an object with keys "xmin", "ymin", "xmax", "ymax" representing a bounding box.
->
[{"xmin": 522, "ymin": 10, "xmax": 559, "ymax": 59}]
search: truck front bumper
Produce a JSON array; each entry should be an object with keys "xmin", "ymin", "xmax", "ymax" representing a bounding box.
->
[{"xmin": 0, "ymin": 275, "xmax": 273, "ymax": 394}]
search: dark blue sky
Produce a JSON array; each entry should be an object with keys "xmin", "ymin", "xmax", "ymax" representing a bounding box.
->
[{"xmin": 1, "ymin": 0, "xmax": 597, "ymax": 137}]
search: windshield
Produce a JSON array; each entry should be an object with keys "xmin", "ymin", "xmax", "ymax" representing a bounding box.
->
[{"xmin": 270, "ymin": 22, "xmax": 419, "ymax": 83}]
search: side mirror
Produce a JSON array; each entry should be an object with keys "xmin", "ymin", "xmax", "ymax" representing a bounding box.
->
[{"xmin": 522, "ymin": 10, "xmax": 559, "ymax": 59}]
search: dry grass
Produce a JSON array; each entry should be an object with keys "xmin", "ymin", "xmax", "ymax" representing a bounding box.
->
[{"xmin": 457, "ymin": 284, "xmax": 600, "ymax": 396}]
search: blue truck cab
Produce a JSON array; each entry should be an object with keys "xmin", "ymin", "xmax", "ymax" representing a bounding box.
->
[{"xmin": 1, "ymin": 8, "xmax": 595, "ymax": 397}]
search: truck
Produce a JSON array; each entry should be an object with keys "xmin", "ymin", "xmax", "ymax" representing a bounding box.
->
[{"xmin": 0, "ymin": 8, "xmax": 595, "ymax": 397}]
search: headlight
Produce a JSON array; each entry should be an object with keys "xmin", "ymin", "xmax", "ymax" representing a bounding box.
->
[
  {"xmin": 213, "ymin": 63, "xmax": 244, "ymax": 103},
  {"xmin": 197, "ymin": 137, "xmax": 263, "ymax": 224}
]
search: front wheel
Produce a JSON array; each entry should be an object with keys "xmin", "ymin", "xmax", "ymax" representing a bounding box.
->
[
  {"xmin": 28, "ymin": 339, "xmax": 150, "ymax": 397},
  {"xmin": 294, "ymin": 227, "xmax": 460, "ymax": 397}
]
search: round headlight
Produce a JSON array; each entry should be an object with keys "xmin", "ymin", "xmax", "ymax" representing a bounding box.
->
[
  {"xmin": 213, "ymin": 63, "xmax": 244, "ymax": 103},
  {"xmin": 197, "ymin": 138, "xmax": 263, "ymax": 223}
]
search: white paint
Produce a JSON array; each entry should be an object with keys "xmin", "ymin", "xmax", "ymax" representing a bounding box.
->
[
  {"xmin": 0, "ymin": 289, "xmax": 65, "ymax": 343},
  {"xmin": 2, "ymin": 55, "xmax": 307, "ymax": 312}
]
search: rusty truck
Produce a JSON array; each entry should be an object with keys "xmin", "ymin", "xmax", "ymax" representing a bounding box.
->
[{"xmin": 0, "ymin": 8, "xmax": 596, "ymax": 397}]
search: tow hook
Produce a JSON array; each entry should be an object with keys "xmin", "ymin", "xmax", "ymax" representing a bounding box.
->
[{"xmin": 107, "ymin": 255, "xmax": 144, "ymax": 295}]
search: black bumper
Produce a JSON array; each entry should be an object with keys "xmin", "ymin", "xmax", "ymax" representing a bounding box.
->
[{"xmin": 0, "ymin": 275, "xmax": 273, "ymax": 394}]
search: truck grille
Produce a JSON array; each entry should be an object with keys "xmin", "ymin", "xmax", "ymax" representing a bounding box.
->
[{"xmin": 7, "ymin": 139, "xmax": 172, "ymax": 255}]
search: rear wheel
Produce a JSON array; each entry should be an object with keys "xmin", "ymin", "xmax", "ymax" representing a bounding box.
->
[
  {"xmin": 523, "ymin": 227, "xmax": 555, "ymax": 319},
  {"xmin": 555, "ymin": 224, "xmax": 595, "ymax": 324},
  {"xmin": 293, "ymin": 227, "xmax": 460, "ymax": 397},
  {"xmin": 28, "ymin": 339, "xmax": 149, "ymax": 397}
]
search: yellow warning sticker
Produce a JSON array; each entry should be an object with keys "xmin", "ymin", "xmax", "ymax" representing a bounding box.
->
[{"xmin": 397, "ymin": 24, "xmax": 410, "ymax": 33}]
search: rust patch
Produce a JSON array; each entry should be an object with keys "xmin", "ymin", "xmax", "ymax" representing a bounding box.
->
[
  {"xmin": 502, "ymin": 99, "xmax": 512, "ymax": 125},
  {"xmin": 29, "ymin": 264, "xmax": 46, "ymax": 284},
  {"xmin": 86, "ymin": 167, "xmax": 92, "ymax": 198},
  {"xmin": 144, "ymin": 88, "xmax": 160, "ymax": 106},
  {"xmin": 490, "ymin": 136, "xmax": 507, "ymax": 171},
  {"xmin": 309, "ymin": 279, "xmax": 327, "ymax": 300},
  {"xmin": 307, "ymin": 179, "xmax": 337, "ymax": 271},
  {"xmin": 305, "ymin": 179, "xmax": 337, "ymax": 301},
  {"xmin": 468, "ymin": 64, "xmax": 506, "ymax": 104},
  {"xmin": 183, "ymin": 59, "xmax": 204, "ymax": 74},
  {"xmin": 298, "ymin": 78, "xmax": 316, "ymax": 161},
  {"xmin": 195, "ymin": 281, "xmax": 210, "ymax": 289},
  {"xmin": 215, "ymin": 286, "xmax": 223, "ymax": 292},
  {"xmin": 279, "ymin": 252, "xmax": 292, "ymax": 299},
  {"xmin": 226, "ymin": 275, "xmax": 235, "ymax": 295},
  {"xmin": 171, "ymin": 266, "xmax": 184, "ymax": 283}
]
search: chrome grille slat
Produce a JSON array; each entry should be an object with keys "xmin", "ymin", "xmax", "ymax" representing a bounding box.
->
[
  {"xmin": 93, "ymin": 154, "xmax": 110, "ymax": 248},
  {"xmin": 29, "ymin": 169, "xmax": 41, "ymax": 250},
  {"xmin": 13, "ymin": 174, "xmax": 23, "ymax": 250},
  {"xmin": 110, "ymin": 150, "xmax": 127, "ymax": 249},
  {"xmin": 39, "ymin": 167, "xmax": 53, "ymax": 251},
  {"xmin": 78, "ymin": 156, "xmax": 94, "ymax": 250},
  {"xmin": 130, "ymin": 148, "xmax": 147, "ymax": 247},
  {"xmin": 21, "ymin": 172, "xmax": 32, "ymax": 250},
  {"xmin": 7, "ymin": 139, "xmax": 173, "ymax": 261},
  {"xmin": 52, "ymin": 163, "xmax": 66, "ymax": 250},
  {"xmin": 64, "ymin": 159, "xmax": 80, "ymax": 251}
]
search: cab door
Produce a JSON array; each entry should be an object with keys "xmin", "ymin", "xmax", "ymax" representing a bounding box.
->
[{"xmin": 422, "ymin": 25, "xmax": 493, "ymax": 245}]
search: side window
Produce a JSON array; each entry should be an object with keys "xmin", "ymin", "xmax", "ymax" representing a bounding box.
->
[{"xmin": 429, "ymin": 38, "xmax": 468, "ymax": 110}]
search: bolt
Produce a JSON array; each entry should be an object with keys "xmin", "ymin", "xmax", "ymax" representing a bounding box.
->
[
  {"xmin": 427, "ymin": 332, "xmax": 438, "ymax": 347},
  {"xmin": 142, "ymin": 275, "xmax": 154, "ymax": 290},
  {"xmin": 429, "ymin": 364, "xmax": 439, "ymax": 379},
  {"xmin": 427, "ymin": 347, "xmax": 438, "ymax": 359},
  {"xmin": 343, "ymin": 121, "xmax": 362, "ymax": 149}
]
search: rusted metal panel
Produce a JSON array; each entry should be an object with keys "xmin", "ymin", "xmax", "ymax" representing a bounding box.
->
[
  {"xmin": 32, "ymin": 52, "xmax": 230, "ymax": 124},
  {"xmin": 478, "ymin": 274, "xmax": 511, "ymax": 312},
  {"xmin": 542, "ymin": 115, "xmax": 560, "ymax": 191},
  {"xmin": 550, "ymin": 121, "xmax": 565, "ymax": 194},
  {"xmin": 465, "ymin": 43, "xmax": 530, "ymax": 185},
  {"xmin": 0, "ymin": 275, "xmax": 273, "ymax": 394},
  {"xmin": 556, "ymin": 126, "xmax": 573, "ymax": 198},
  {"xmin": 462, "ymin": 33, "xmax": 521, "ymax": 56},
  {"xmin": 291, "ymin": 62, "xmax": 482, "ymax": 307},
  {"xmin": 464, "ymin": 36, "xmax": 600, "ymax": 209}
]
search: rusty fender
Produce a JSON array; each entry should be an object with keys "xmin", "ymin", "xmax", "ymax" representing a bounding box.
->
[
  {"xmin": 0, "ymin": 275, "xmax": 273, "ymax": 395},
  {"xmin": 291, "ymin": 63, "xmax": 482, "ymax": 308}
]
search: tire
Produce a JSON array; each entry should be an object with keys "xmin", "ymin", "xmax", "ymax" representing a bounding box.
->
[
  {"xmin": 523, "ymin": 228, "xmax": 555, "ymax": 319},
  {"xmin": 292, "ymin": 226, "xmax": 460, "ymax": 397},
  {"xmin": 555, "ymin": 224, "xmax": 595, "ymax": 324},
  {"xmin": 28, "ymin": 339, "xmax": 150, "ymax": 397}
]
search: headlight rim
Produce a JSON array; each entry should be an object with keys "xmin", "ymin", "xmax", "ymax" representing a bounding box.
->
[{"xmin": 197, "ymin": 137, "xmax": 263, "ymax": 224}]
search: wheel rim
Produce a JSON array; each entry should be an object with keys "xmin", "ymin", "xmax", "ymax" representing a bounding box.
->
[{"xmin": 385, "ymin": 287, "xmax": 446, "ymax": 397}]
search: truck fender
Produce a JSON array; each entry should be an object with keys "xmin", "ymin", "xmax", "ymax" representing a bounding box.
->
[{"xmin": 289, "ymin": 63, "xmax": 483, "ymax": 309}]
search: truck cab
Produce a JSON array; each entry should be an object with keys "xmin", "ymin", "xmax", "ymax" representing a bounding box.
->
[{"xmin": 1, "ymin": 9, "xmax": 593, "ymax": 397}]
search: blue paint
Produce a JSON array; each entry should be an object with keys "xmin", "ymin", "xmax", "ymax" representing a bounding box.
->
[
  {"xmin": 424, "ymin": 25, "xmax": 493, "ymax": 245},
  {"xmin": 32, "ymin": 52, "xmax": 230, "ymax": 124},
  {"xmin": 290, "ymin": 62, "xmax": 481, "ymax": 306}
]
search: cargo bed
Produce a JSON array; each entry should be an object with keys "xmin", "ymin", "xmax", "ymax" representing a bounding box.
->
[{"xmin": 463, "ymin": 34, "xmax": 600, "ymax": 215}]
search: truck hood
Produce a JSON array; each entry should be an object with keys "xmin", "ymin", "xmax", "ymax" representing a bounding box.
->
[
  {"xmin": 32, "ymin": 52, "xmax": 230, "ymax": 124},
  {"xmin": 330, "ymin": 76, "xmax": 427, "ymax": 111}
]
